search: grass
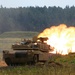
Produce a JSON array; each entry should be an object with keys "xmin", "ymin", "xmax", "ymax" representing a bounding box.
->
[
  {"xmin": 0, "ymin": 65, "xmax": 75, "ymax": 75},
  {"xmin": 55, "ymin": 53, "xmax": 75, "ymax": 65},
  {"xmin": 0, "ymin": 31, "xmax": 39, "ymax": 38}
]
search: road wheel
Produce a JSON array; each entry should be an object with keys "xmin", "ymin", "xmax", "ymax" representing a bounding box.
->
[{"xmin": 33, "ymin": 54, "xmax": 39, "ymax": 64}]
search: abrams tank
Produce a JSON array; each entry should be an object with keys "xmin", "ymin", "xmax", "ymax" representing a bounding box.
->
[{"xmin": 3, "ymin": 37, "xmax": 53, "ymax": 66}]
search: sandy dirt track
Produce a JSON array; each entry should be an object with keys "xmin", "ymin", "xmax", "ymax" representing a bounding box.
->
[{"xmin": 0, "ymin": 61, "xmax": 7, "ymax": 67}]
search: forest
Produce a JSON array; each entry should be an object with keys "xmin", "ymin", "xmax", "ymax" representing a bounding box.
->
[{"xmin": 0, "ymin": 5, "xmax": 75, "ymax": 33}]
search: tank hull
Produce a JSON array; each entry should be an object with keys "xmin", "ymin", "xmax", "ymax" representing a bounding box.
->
[{"xmin": 3, "ymin": 50, "xmax": 51, "ymax": 65}]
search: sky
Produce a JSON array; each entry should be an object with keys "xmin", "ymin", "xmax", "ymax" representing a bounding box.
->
[{"xmin": 0, "ymin": 0, "xmax": 75, "ymax": 8}]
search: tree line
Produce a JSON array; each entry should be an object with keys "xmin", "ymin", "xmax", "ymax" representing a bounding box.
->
[{"xmin": 0, "ymin": 5, "xmax": 75, "ymax": 33}]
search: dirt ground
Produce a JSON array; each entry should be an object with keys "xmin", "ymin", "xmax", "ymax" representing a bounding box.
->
[{"xmin": 0, "ymin": 61, "xmax": 7, "ymax": 67}]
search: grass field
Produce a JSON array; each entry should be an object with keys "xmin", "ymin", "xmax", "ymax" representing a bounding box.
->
[
  {"xmin": 0, "ymin": 31, "xmax": 39, "ymax": 38},
  {"xmin": 0, "ymin": 31, "xmax": 75, "ymax": 75},
  {"xmin": 0, "ymin": 65, "xmax": 75, "ymax": 75}
]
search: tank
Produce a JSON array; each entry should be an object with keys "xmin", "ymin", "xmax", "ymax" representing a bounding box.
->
[{"xmin": 2, "ymin": 37, "xmax": 54, "ymax": 66}]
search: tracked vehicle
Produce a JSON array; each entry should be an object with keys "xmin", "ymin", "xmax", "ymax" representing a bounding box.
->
[{"xmin": 3, "ymin": 37, "xmax": 54, "ymax": 65}]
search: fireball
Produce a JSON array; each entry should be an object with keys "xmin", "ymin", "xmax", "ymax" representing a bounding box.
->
[{"xmin": 38, "ymin": 24, "xmax": 75, "ymax": 55}]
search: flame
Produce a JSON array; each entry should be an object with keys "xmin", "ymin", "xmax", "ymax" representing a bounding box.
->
[{"xmin": 38, "ymin": 24, "xmax": 75, "ymax": 55}]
